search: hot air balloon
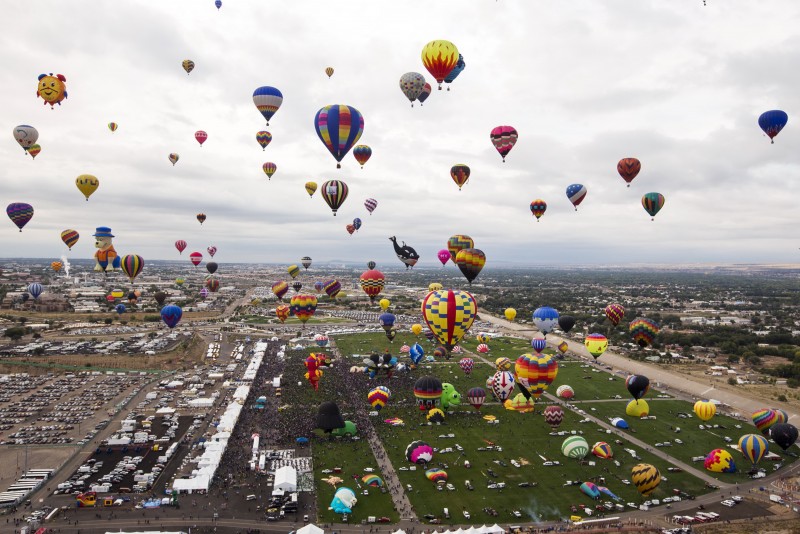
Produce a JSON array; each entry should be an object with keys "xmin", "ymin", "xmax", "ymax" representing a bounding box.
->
[
  {"xmin": 617, "ymin": 158, "xmax": 641, "ymax": 187},
  {"xmin": 315, "ymin": 105, "xmax": 364, "ymax": 168},
  {"xmin": 262, "ymin": 162, "xmax": 277, "ymax": 180},
  {"xmin": 694, "ymin": 400, "xmax": 716, "ymax": 421},
  {"xmin": 490, "ymin": 126, "xmax": 518, "ymax": 162},
  {"xmin": 605, "ymin": 303, "xmax": 625, "ymax": 326},
  {"xmin": 592, "ymin": 442, "xmax": 613, "ymax": 459},
  {"xmin": 28, "ymin": 145, "xmax": 41, "ymax": 159},
  {"xmin": 626, "ymin": 375, "xmax": 650, "ymax": 400},
  {"xmin": 169, "ymin": 153, "xmax": 179, "ymax": 166},
  {"xmin": 476, "ymin": 343, "xmax": 489, "ymax": 354},
  {"xmin": 626, "ymin": 399, "xmax": 649, "ymax": 418},
  {"xmin": 175, "ymin": 278, "xmax": 185, "ymax": 286},
  {"xmin": 161, "ymin": 304, "xmax": 182, "ymax": 329},
  {"xmin": 36, "ymin": 73, "xmax": 68, "ymax": 107},
  {"xmin": 368, "ymin": 386, "xmax": 391, "ymax": 410},
  {"xmin": 378, "ymin": 298, "xmax": 390, "ymax": 310},
  {"xmin": 458, "ymin": 357, "xmax": 474, "ymax": 375},
  {"xmin": 752, "ymin": 409, "xmax": 778, "ymax": 435},
  {"xmin": 290, "ymin": 294, "xmax": 318, "ymax": 327},
  {"xmin": 631, "ymin": 464, "xmax": 661, "ymax": 496},
  {"xmin": 27, "ymin": 283, "xmax": 43, "ymax": 300},
  {"xmin": 107, "ymin": 122, "xmax": 118, "ymax": 132},
  {"xmin": 531, "ymin": 338, "xmax": 546, "ymax": 353},
  {"xmin": 182, "ymin": 59, "xmax": 194, "ymax": 74},
  {"xmin": 7, "ymin": 203, "xmax": 33, "ymax": 232},
  {"xmin": 432, "ymin": 250, "xmax": 448, "ymax": 266},
  {"xmin": 566, "ymin": 184, "xmax": 587, "ymax": 211},
  {"xmin": 770, "ymin": 423, "xmax": 799, "ymax": 451},
  {"xmin": 642, "ymin": 193, "xmax": 665, "ymax": 220},
  {"xmin": 189, "ymin": 252, "xmax": 203, "ymax": 267},
  {"xmin": 406, "ymin": 440, "xmax": 434, "ymax": 464},
  {"xmin": 557, "ymin": 385, "xmax": 574, "ymax": 399},
  {"xmin": 466, "ymin": 387, "xmax": 485, "ymax": 410},
  {"xmin": 421, "ymin": 40, "xmax": 459, "ymax": 89},
  {"xmin": 443, "ymin": 54, "xmax": 465, "ymax": 90},
  {"xmin": 421, "ymin": 289, "xmax": 477, "ymax": 351},
  {"xmin": 196, "ymin": 213, "xmax": 206, "ymax": 225},
  {"xmin": 154, "ymin": 291, "xmax": 167, "ymax": 306},
  {"xmin": 352, "ymin": 218, "xmax": 362, "ymax": 231},
  {"xmin": 364, "ymin": 198, "xmax": 378, "ymax": 215},
  {"xmin": 121, "ymin": 255, "xmax": 144, "ymax": 284},
  {"xmin": 206, "ymin": 262, "xmax": 218, "ymax": 275},
  {"xmin": 195, "ymin": 130, "xmax": 208, "ymax": 146},
  {"xmin": 61, "ymin": 229, "xmax": 79, "ymax": 250},
  {"xmin": 253, "ymin": 86, "xmax": 283, "ymax": 125},
  {"xmin": 305, "ymin": 182, "xmax": 317, "ymax": 198},
  {"xmin": 774, "ymin": 409, "xmax": 789, "ymax": 424},
  {"xmin": 414, "ymin": 376, "xmax": 443, "ymax": 411},
  {"xmin": 515, "ymin": 353, "xmax": 558, "ymax": 400},
  {"xmin": 353, "ymin": 145, "xmax": 372, "ymax": 168},
  {"xmin": 399, "ymin": 72, "xmax": 426, "ymax": 106},
  {"xmin": 301, "ymin": 256, "xmax": 312, "ymax": 270},
  {"xmin": 562, "ymin": 436, "xmax": 589, "ymax": 459},
  {"xmin": 450, "ymin": 164, "xmax": 470, "ymax": 190},
  {"xmin": 557, "ymin": 341, "xmax": 568, "ymax": 356},
  {"xmin": 313, "ymin": 281, "xmax": 324, "ymax": 293},
  {"xmin": 580, "ymin": 482, "xmax": 601, "ymax": 500},
  {"xmin": 543, "ymin": 405, "xmax": 564, "ymax": 429},
  {"xmin": 207, "ymin": 246, "xmax": 217, "ymax": 257},
  {"xmin": 321, "ymin": 180, "xmax": 349, "ymax": 215},
  {"xmin": 410, "ymin": 324, "xmax": 423, "ymax": 336},
  {"xmin": 75, "ymin": 175, "xmax": 99, "ymax": 201},
  {"xmin": 114, "ymin": 303, "xmax": 126, "ymax": 316},
  {"xmin": 454, "ymin": 249, "xmax": 485, "ymax": 284},
  {"xmin": 585, "ymin": 333, "xmax": 608, "ymax": 359},
  {"xmin": 325, "ymin": 67, "xmax": 334, "ymax": 78},
  {"xmin": 13, "ymin": 125, "xmax": 38, "ymax": 150},
  {"xmin": 110, "ymin": 289, "xmax": 124, "ymax": 299},
  {"xmin": 758, "ymin": 110, "xmax": 788, "ymax": 143},
  {"xmin": 530, "ymin": 199, "xmax": 546, "ymax": 221},
  {"xmin": 532, "ymin": 307, "xmax": 559, "ymax": 335},
  {"xmin": 287, "ymin": 265, "xmax": 300, "ymax": 279},
  {"xmin": 408, "ymin": 342, "xmax": 425, "ymax": 366},
  {"xmin": 215, "ymin": 0, "xmax": 221, "ymax": 9},
  {"xmin": 359, "ymin": 270, "xmax": 385, "ymax": 302},
  {"xmin": 316, "ymin": 401, "xmax": 345, "ymax": 433},
  {"xmin": 324, "ymin": 279, "xmax": 342, "ymax": 299},
  {"xmin": 738, "ymin": 434, "xmax": 769, "ymax": 467},
  {"xmin": 272, "ymin": 281, "xmax": 289, "ymax": 301},
  {"xmin": 704, "ymin": 449, "xmax": 736, "ymax": 473},
  {"xmin": 491, "ymin": 371, "xmax": 515, "ymax": 402},
  {"xmin": 418, "ymin": 83, "xmax": 432, "ymax": 105},
  {"xmin": 495, "ymin": 357, "xmax": 512, "ymax": 371},
  {"xmin": 446, "ymin": 235, "xmax": 473, "ymax": 263},
  {"xmin": 558, "ymin": 315, "xmax": 576, "ymax": 333},
  {"xmin": 175, "ymin": 240, "xmax": 187, "ymax": 254},
  {"xmin": 197, "ymin": 286, "xmax": 209, "ymax": 299},
  {"xmin": 504, "ymin": 392, "xmax": 535, "ymax": 413},
  {"xmin": 275, "ymin": 304, "xmax": 290, "ymax": 323},
  {"xmin": 629, "ymin": 318, "xmax": 659, "ymax": 347},
  {"xmin": 500, "ymin": 308, "xmax": 516, "ymax": 322},
  {"xmin": 51, "ymin": 261, "xmax": 62, "ymax": 273},
  {"xmin": 256, "ymin": 131, "xmax": 272, "ymax": 150}
]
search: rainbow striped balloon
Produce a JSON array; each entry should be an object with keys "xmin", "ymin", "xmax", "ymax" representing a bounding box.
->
[
  {"xmin": 752, "ymin": 409, "xmax": 778, "ymax": 435},
  {"xmin": 314, "ymin": 105, "xmax": 364, "ymax": 168},
  {"xmin": 515, "ymin": 353, "xmax": 558, "ymax": 400},
  {"xmin": 289, "ymin": 294, "xmax": 318, "ymax": 325}
]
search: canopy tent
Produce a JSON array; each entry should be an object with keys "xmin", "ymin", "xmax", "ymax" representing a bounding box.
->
[{"xmin": 298, "ymin": 525, "xmax": 324, "ymax": 534}]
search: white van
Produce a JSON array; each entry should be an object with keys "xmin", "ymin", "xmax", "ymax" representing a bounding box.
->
[
  {"xmin": 443, "ymin": 507, "xmax": 450, "ymax": 519},
  {"xmin": 246, "ymin": 494, "xmax": 256, "ymax": 501}
]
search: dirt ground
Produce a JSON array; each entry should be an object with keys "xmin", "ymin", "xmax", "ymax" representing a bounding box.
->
[
  {"xmin": 0, "ymin": 446, "xmax": 75, "ymax": 491},
  {"xmin": 694, "ymin": 517, "xmax": 800, "ymax": 534}
]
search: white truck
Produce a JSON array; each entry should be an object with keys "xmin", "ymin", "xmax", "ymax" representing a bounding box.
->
[{"xmin": 770, "ymin": 494, "xmax": 785, "ymax": 504}]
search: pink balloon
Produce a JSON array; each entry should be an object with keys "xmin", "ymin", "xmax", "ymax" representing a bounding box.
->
[{"xmin": 437, "ymin": 249, "xmax": 451, "ymax": 266}]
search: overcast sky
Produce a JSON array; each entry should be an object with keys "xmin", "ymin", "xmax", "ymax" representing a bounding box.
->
[{"xmin": 3, "ymin": 0, "xmax": 800, "ymax": 269}]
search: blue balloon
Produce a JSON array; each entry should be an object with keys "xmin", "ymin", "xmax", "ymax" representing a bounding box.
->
[
  {"xmin": 214, "ymin": 0, "xmax": 221, "ymax": 8},
  {"xmin": 252, "ymin": 86, "xmax": 283, "ymax": 124},
  {"xmin": 379, "ymin": 312, "xmax": 396, "ymax": 328},
  {"xmin": 161, "ymin": 304, "xmax": 183, "ymax": 329},
  {"xmin": 353, "ymin": 217, "xmax": 362, "ymax": 230},
  {"xmin": 409, "ymin": 343, "xmax": 424, "ymax": 365},
  {"xmin": 531, "ymin": 338, "xmax": 547, "ymax": 353},
  {"xmin": 444, "ymin": 54, "xmax": 466, "ymax": 85},
  {"xmin": 27, "ymin": 282, "xmax": 43, "ymax": 300},
  {"xmin": 532, "ymin": 306, "xmax": 559, "ymax": 335},
  {"xmin": 758, "ymin": 110, "xmax": 788, "ymax": 144},
  {"xmin": 115, "ymin": 304, "xmax": 126, "ymax": 315}
]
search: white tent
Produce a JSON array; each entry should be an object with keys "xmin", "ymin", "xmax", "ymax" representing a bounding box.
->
[
  {"xmin": 487, "ymin": 525, "xmax": 504, "ymax": 534},
  {"xmin": 298, "ymin": 524, "xmax": 324, "ymax": 534},
  {"xmin": 274, "ymin": 465, "xmax": 297, "ymax": 492},
  {"xmin": 391, "ymin": 530, "xmax": 407, "ymax": 534}
]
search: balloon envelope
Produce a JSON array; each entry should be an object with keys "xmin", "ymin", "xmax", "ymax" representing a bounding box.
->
[{"xmin": 315, "ymin": 105, "xmax": 364, "ymax": 168}]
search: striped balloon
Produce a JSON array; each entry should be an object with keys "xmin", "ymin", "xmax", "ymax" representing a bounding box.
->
[
  {"xmin": 271, "ymin": 281, "xmax": 289, "ymax": 301},
  {"xmin": 455, "ymin": 248, "xmax": 485, "ymax": 284},
  {"xmin": 515, "ymin": 353, "xmax": 558, "ymax": 400},
  {"xmin": 773, "ymin": 409, "xmax": 789, "ymax": 424},
  {"xmin": 561, "ymin": 436, "xmax": 589, "ymax": 459},
  {"xmin": 694, "ymin": 400, "xmax": 716, "ymax": 421},
  {"xmin": 629, "ymin": 317, "xmax": 660, "ymax": 347},
  {"xmin": 617, "ymin": 157, "xmax": 641, "ymax": 187},
  {"xmin": 324, "ymin": 279, "xmax": 342, "ymax": 299},
  {"xmin": 604, "ymin": 303, "xmax": 625, "ymax": 326},
  {"xmin": 491, "ymin": 371, "xmax": 515, "ymax": 402},
  {"xmin": 556, "ymin": 385, "xmax": 574, "ymax": 399},
  {"xmin": 314, "ymin": 105, "xmax": 364, "ymax": 168},
  {"xmin": 289, "ymin": 294, "xmax": 318, "ymax": 325},
  {"xmin": 631, "ymin": 463, "xmax": 661, "ymax": 496},
  {"xmin": 450, "ymin": 164, "xmax": 470, "ymax": 190},
  {"xmin": 7, "ymin": 203, "xmax": 33, "ymax": 231},
  {"xmin": 61, "ymin": 229, "xmax": 79, "ymax": 250},
  {"xmin": 354, "ymin": 145, "xmax": 372, "ymax": 168},
  {"xmin": 252, "ymin": 86, "xmax": 283, "ymax": 125},
  {"xmin": 531, "ymin": 337, "xmax": 547, "ymax": 353},
  {"xmin": 27, "ymin": 283, "xmax": 43, "ymax": 300},
  {"xmin": 543, "ymin": 405, "xmax": 563, "ymax": 429},
  {"xmin": 447, "ymin": 234, "xmax": 474, "ymax": 263},
  {"xmin": 642, "ymin": 192, "xmax": 665, "ymax": 220},
  {"xmin": 421, "ymin": 289, "xmax": 477, "ymax": 351},
  {"xmin": 359, "ymin": 269, "xmax": 385, "ymax": 302},
  {"xmin": 738, "ymin": 434, "xmax": 769, "ymax": 466},
  {"xmin": 566, "ymin": 184, "xmax": 587, "ymax": 210},
  {"xmin": 321, "ymin": 180, "xmax": 349, "ymax": 215},
  {"xmin": 752, "ymin": 409, "xmax": 778, "ymax": 435},
  {"xmin": 262, "ymin": 162, "xmax": 277, "ymax": 180},
  {"xmin": 256, "ymin": 130, "xmax": 272, "ymax": 150},
  {"xmin": 364, "ymin": 198, "xmax": 378, "ymax": 214},
  {"xmin": 120, "ymin": 255, "xmax": 144, "ymax": 284},
  {"xmin": 490, "ymin": 126, "xmax": 518, "ymax": 162},
  {"xmin": 592, "ymin": 441, "xmax": 613, "ymax": 459}
]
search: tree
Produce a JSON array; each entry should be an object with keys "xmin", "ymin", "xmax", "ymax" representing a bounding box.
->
[
  {"xmin": 727, "ymin": 377, "xmax": 737, "ymax": 386},
  {"xmin": 727, "ymin": 354, "xmax": 740, "ymax": 364},
  {"xmin": 3, "ymin": 326, "xmax": 26, "ymax": 342}
]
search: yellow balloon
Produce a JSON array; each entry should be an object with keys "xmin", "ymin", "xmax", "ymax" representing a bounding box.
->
[
  {"xmin": 504, "ymin": 308, "xmax": 517, "ymax": 321},
  {"xmin": 626, "ymin": 399, "xmax": 649, "ymax": 418},
  {"xmin": 379, "ymin": 298, "xmax": 391, "ymax": 311},
  {"xmin": 51, "ymin": 261, "xmax": 63, "ymax": 272},
  {"xmin": 631, "ymin": 463, "xmax": 661, "ymax": 496},
  {"xmin": 428, "ymin": 282, "xmax": 443, "ymax": 292},
  {"xmin": 305, "ymin": 181, "xmax": 317, "ymax": 198},
  {"xmin": 411, "ymin": 324, "xmax": 422, "ymax": 335},
  {"xmin": 421, "ymin": 289, "xmax": 477, "ymax": 350},
  {"xmin": 76, "ymin": 174, "xmax": 99, "ymax": 201},
  {"xmin": 421, "ymin": 40, "xmax": 459, "ymax": 89},
  {"xmin": 325, "ymin": 67, "xmax": 334, "ymax": 78},
  {"xmin": 693, "ymin": 400, "xmax": 716, "ymax": 421},
  {"xmin": 111, "ymin": 289, "xmax": 124, "ymax": 299}
]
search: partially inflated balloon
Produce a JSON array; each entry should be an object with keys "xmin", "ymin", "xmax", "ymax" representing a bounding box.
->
[
  {"xmin": 617, "ymin": 158, "xmax": 641, "ymax": 187},
  {"xmin": 585, "ymin": 333, "xmax": 608, "ymax": 359},
  {"xmin": 504, "ymin": 308, "xmax": 517, "ymax": 321},
  {"xmin": 592, "ymin": 442, "xmax": 613, "ymax": 459},
  {"xmin": 7, "ymin": 203, "xmax": 33, "ymax": 232},
  {"xmin": 626, "ymin": 399, "xmax": 649, "ymax": 418},
  {"xmin": 450, "ymin": 164, "xmax": 470, "ymax": 190},
  {"xmin": 642, "ymin": 193, "xmax": 665, "ymax": 220},
  {"xmin": 704, "ymin": 449, "xmax": 736, "ymax": 473},
  {"xmin": 421, "ymin": 289, "xmax": 477, "ymax": 351},
  {"xmin": 76, "ymin": 175, "xmax": 99, "ymax": 201},
  {"xmin": 421, "ymin": 40, "xmax": 459, "ymax": 89},
  {"xmin": 321, "ymin": 180, "xmax": 349, "ymax": 215},
  {"xmin": 61, "ymin": 229, "xmax": 79, "ymax": 250},
  {"xmin": 315, "ymin": 105, "xmax": 364, "ymax": 168},
  {"xmin": 605, "ymin": 303, "xmax": 625, "ymax": 326},
  {"xmin": 490, "ymin": 126, "xmax": 518, "ymax": 162},
  {"xmin": 758, "ymin": 110, "xmax": 788, "ymax": 143},
  {"xmin": 454, "ymin": 249, "xmax": 485, "ymax": 284},
  {"xmin": 253, "ymin": 86, "xmax": 283, "ymax": 125}
]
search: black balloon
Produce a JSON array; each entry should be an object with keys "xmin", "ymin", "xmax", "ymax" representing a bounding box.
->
[
  {"xmin": 625, "ymin": 375, "xmax": 650, "ymax": 400},
  {"xmin": 206, "ymin": 261, "xmax": 218, "ymax": 275},
  {"xmin": 770, "ymin": 423, "xmax": 798, "ymax": 451},
  {"xmin": 367, "ymin": 261, "xmax": 376, "ymax": 270},
  {"xmin": 558, "ymin": 315, "xmax": 576, "ymax": 333},
  {"xmin": 154, "ymin": 291, "xmax": 167, "ymax": 306},
  {"xmin": 293, "ymin": 281, "xmax": 303, "ymax": 293},
  {"xmin": 316, "ymin": 401, "xmax": 345, "ymax": 433}
]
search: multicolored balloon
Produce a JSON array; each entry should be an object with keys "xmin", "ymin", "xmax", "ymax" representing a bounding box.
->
[
  {"xmin": 359, "ymin": 269, "xmax": 385, "ymax": 302},
  {"xmin": 120, "ymin": 255, "xmax": 144, "ymax": 284},
  {"xmin": 605, "ymin": 303, "xmax": 625, "ymax": 326},
  {"xmin": 530, "ymin": 199, "xmax": 546, "ymax": 221},
  {"xmin": 631, "ymin": 464, "xmax": 661, "ymax": 496},
  {"xmin": 629, "ymin": 318, "xmax": 659, "ymax": 347},
  {"xmin": 466, "ymin": 387, "xmax": 485, "ymax": 410},
  {"xmin": 368, "ymin": 386, "xmax": 391, "ymax": 411},
  {"xmin": 290, "ymin": 294, "xmax": 318, "ymax": 326},
  {"xmin": 704, "ymin": 449, "xmax": 736, "ymax": 473},
  {"xmin": 566, "ymin": 184, "xmax": 587, "ymax": 211},
  {"xmin": 447, "ymin": 234, "xmax": 474, "ymax": 262},
  {"xmin": 515, "ymin": 353, "xmax": 558, "ymax": 400},
  {"xmin": 108, "ymin": 122, "xmax": 118, "ymax": 132},
  {"xmin": 405, "ymin": 440, "xmax": 434, "ymax": 464},
  {"xmin": 275, "ymin": 304, "xmax": 290, "ymax": 323},
  {"xmin": 36, "ymin": 73, "xmax": 68, "ymax": 107},
  {"xmin": 287, "ymin": 265, "xmax": 300, "ymax": 279},
  {"xmin": 301, "ymin": 256, "xmax": 312, "ymax": 269},
  {"xmin": 617, "ymin": 158, "xmax": 641, "ymax": 187},
  {"xmin": 450, "ymin": 164, "xmax": 470, "ymax": 190},
  {"xmin": 169, "ymin": 153, "xmax": 179, "ymax": 166},
  {"xmin": 532, "ymin": 306, "xmax": 559, "ymax": 335},
  {"xmin": 271, "ymin": 281, "xmax": 289, "ymax": 301},
  {"xmin": 420, "ymin": 40, "xmax": 459, "ymax": 89},
  {"xmin": 399, "ymin": 72, "xmax": 426, "ymax": 105},
  {"xmin": 174, "ymin": 240, "xmax": 187, "ymax": 255},
  {"xmin": 182, "ymin": 59, "xmax": 194, "ymax": 74},
  {"xmin": 458, "ymin": 357, "xmax": 474, "ymax": 375},
  {"xmin": 592, "ymin": 441, "xmax": 613, "ymax": 459},
  {"xmin": 454, "ymin": 248, "xmax": 485, "ymax": 284},
  {"xmin": 738, "ymin": 434, "xmax": 769, "ymax": 466},
  {"xmin": 61, "ymin": 229, "xmax": 79, "ymax": 250},
  {"xmin": 490, "ymin": 126, "xmax": 518, "ymax": 162},
  {"xmin": 28, "ymin": 145, "xmax": 41, "ymax": 159},
  {"xmin": 585, "ymin": 333, "xmax": 608, "ymax": 359},
  {"xmin": 256, "ymin": 131, "xmax": 272, "ymax": 150},
  {"xmin": 324, "ymin": 279, "xmax": 342, "ymax": 299},
  {"xmin": 315, "ymin": 105, "xmax": 364, "ymax": 168},
  {"xmin": 758, "ymin": 110, "xmax": 788, "ymax": 143},
  {"xmin": 262, "ymin": 162, "xmax": 277, "ymax": 180},
  {"xmin": 642, "ymin": 192, "xmax": 665, "ymax": 220},
  {"xmin": 51, "ymin": 261, "xmax": 62, "ymax": 273},
  {"xmin": 557, "ymin": 385, "xmax": 574, "ymax": 399},
  {"xmin": 414, "ymin": 376, "xmax": 443, "ymax": 411},
  {"xmin": 7, "ymin": 203, "xmax": 33, "ymax": 232},
  {"xmin": 421, "ymin": 289, "xmax": 477, "ymax": 351},
  {"xmin": 353, "ymin": 145, "xmax": 372, "ymax": 168},
  {"xmin": 253, "ymin": 86, "xmax": 283, "ymax": 125},
  {"xmin": 491, "ymin": 370, "xmax": 515, "ymax": 402},
  {"xmin": 321, "ymin": 180, "xmax": 349, "ymax": 215}
]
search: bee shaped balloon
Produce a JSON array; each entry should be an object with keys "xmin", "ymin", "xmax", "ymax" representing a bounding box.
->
[{"xmin": 37, "ymin": 73, "xmax": 68, "ymax": 108}]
